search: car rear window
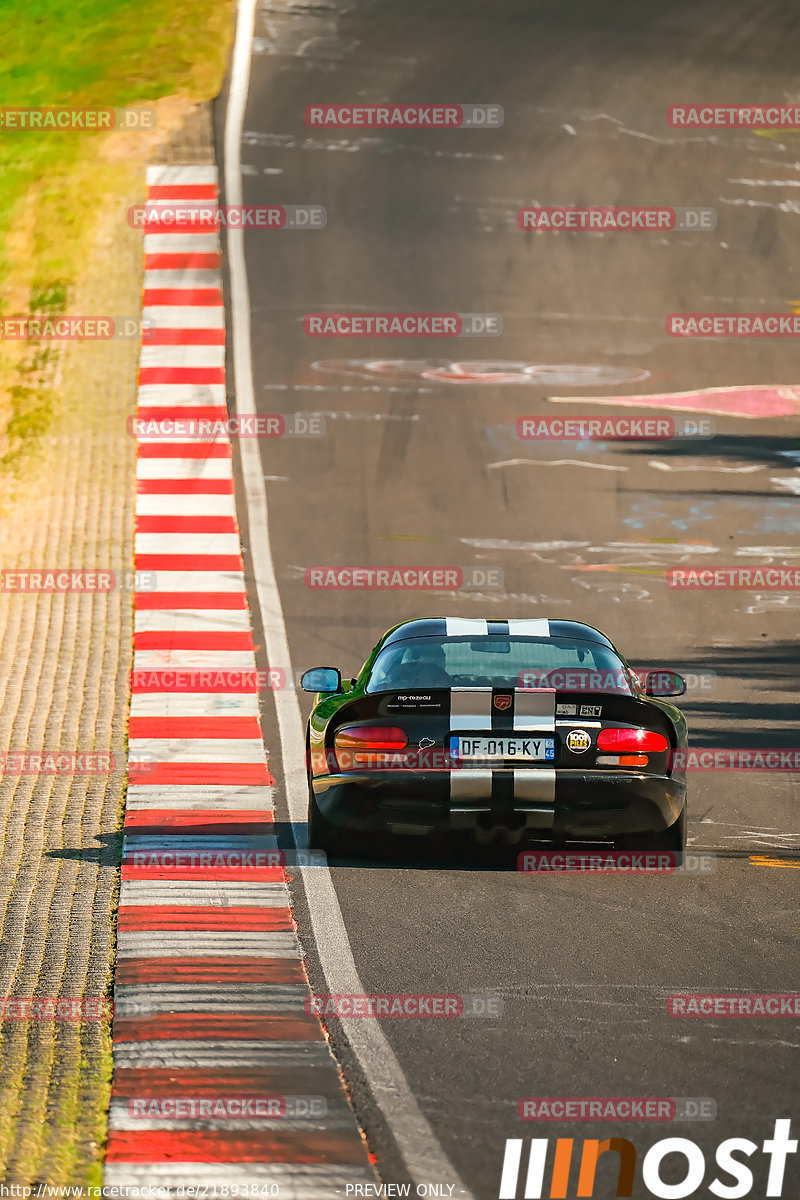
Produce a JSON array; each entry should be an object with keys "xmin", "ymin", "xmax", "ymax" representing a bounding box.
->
[{"xmin": 366, "ymin": 636, "xmax": 634, "ymax": 693}]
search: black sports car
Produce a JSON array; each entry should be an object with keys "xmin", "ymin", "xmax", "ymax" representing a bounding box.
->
[{"xmin": 301, "ymin": 617, "xmax": 688, "ymax": 856}]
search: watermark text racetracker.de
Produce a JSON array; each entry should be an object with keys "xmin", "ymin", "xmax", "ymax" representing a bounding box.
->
[
  {"xmin": 1, "ymin": 316, "xmax": 148, "ymax": 340},
  {"xmin": 304, "ymin": 566, "xmax": 503, "ymax": 591},
  {"xmin": 125, "ymin": 848, "xmax": 327, "ymax": 869},
  {"xmin": 0, "ymin": 752, "xmax": 118, "ymax": 776},
  {"xmin": 0, "ymin": 569, "xmax": 156, "ymax": 592},
  {"xmin": 305, "ymin": 103, "xmax": 503, "ymax": 127},
  {"xmin": 304, "ymin": 313, "xmax": 501, "ymax": 337},
  {"xmin": 518, "ymin": 206, "xmax": 716, "ymax": 232},
  {"xmin": 517, "ymin": 416, "xmax": 714, "ymax": 440},
  {"xmin": 305, "ymin": 993, "xmax": 504, "ymax": 1018},
  {"xmin": 0, "ymin": 997, "xmax": 112, "ymax": 1020},
  {"xmin": 668, "ymin": 104, "xmax": 800, "ymax": 126},
  {"xmin": 518, "ymin": 1097, "xmax": 717, "ymax": 1122},
  {"xmin": 126, "ymin": 1095, "xmax": 327, "ymax": 1119},
  {"xmin": 668, "ymin": 994, "xmax": 800, "ymax": 1017},
  {"xmin": 668, "ymin": 567, "xmax": 800, "ymax": 590},
  {"xmin": 0, "ymin": 106, "xmax": 156, "ymax": 130},
  {"xmin": 668, "ymin": 313, "xmax": 800, "ymax": 337},
  {"xmin": 130, "ymin": 668, "xmax": 287, "ymax": 691},
  {"xmin": 128, "ymin": 204, "xmax": 326, "ymax": 229},
  {"xmin": 517, "ymin": 851, "xmax": 716, "ymax": 875},
  {"xmin": 516, "ymin": 668, "xmax": 718, "ymax": 695},
  {"xmin": 128, "ymin": 414, "xmax": 325, "ymax": 439},
  {"xmin": 669, "ymin": 749, "xmax": 800, "ymax": 771}
]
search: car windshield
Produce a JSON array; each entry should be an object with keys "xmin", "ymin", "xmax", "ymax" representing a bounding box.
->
[{"xmin": 365, "ymin": 636, "xmax": 634, "ymax": 694}]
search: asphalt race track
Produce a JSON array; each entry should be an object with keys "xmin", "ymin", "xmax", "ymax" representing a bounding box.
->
[{"xmin": 218, "ymin": 2, "xmax": 799, "ymax": 1196}]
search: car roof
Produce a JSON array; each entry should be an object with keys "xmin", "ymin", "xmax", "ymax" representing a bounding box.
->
[{"xmin": 380, "ymin": 618, "xmax": 616, "ymax": 651}]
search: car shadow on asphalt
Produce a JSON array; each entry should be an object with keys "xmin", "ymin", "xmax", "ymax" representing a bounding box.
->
[
  {"xmin": 639, "ymin": 639, "xmax": 800, "ymax": 748},
  {"xmin": 45, "ymin": 831, "xmax": 122, "ymax": 865},
  {"xmin": 270, "ymin": 823, "xmax": 800, "ymax": 872},
  {"xmin": 622, "ymin": 433, "xmax": 800, "ymax": 472},
  {"xmin": 44, "ymin": 837, "xmax": 800, "ymax": 888}
]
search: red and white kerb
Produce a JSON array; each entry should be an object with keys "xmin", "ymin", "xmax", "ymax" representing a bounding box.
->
[{"xmin": 104, "ymin": 165, "xmax": 374, "ymax": 1193}]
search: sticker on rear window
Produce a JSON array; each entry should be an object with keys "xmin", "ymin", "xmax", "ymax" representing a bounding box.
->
[
  {"xmin": 556, "ymin": 703, "xmax": 577, "ymax": 716},
  {"xmin": 580, "ymin": 704, "xmax": 602, "ymax": 717}
]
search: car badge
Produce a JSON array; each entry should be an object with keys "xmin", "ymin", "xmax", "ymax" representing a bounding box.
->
[
  {"xmin": 418, "ymin": 737, "xmax": 435, "ymax": 749},
  {"xmin": 493, "ymin": 694, "xmax": 513, "ymax": 711}
]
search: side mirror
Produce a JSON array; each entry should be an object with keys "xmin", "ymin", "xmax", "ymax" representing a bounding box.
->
[
  {"xmin": 300, "ymin": 666, "xmax": 342, "ymax": 694},
  {"xmin": 643, "ymin": 670, "xmax": 686, "ymax": 698}
]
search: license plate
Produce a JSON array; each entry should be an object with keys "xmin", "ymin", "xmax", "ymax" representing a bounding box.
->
[{"xmin": 449, "ymin": 736, "xmax": 555, "ymax": 762}]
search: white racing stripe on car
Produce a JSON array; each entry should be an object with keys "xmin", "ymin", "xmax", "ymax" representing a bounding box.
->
[
  {"xmin": 449, "ymin": 769, "xmax": 493, "ymax": 801},
  {"xmin": 449, "ymin": 686, "xmax": 493, "ymax": 730},
  {"xmin": 444, "ymin": 616, "xmax": 489, "ymax": 636},
  {"xmin": 448, "ymin": 691, "xmax": 557, "ymax": 809},
  {"xmin": 513, "ymin": 770, "xmax": 556, "ymax": 815},
  {"xmin": 507, "ymin": 618, "xmax": 551, "ymax": 636},
  {"xmin": 513, "ymin": 689, "xmax": 556, "ymax": 732},
  {"xmin": 449, "ymin": 767, "xmax": 556, "ymax": 816}
]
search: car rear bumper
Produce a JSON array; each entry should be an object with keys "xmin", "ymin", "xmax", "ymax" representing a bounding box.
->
[{"xmin": 311, "ymin": 768, "xmax": 685, "ymax": 841}]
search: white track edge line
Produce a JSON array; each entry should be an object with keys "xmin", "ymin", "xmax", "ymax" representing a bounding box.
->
[{"xmin": 223, "ymin": 0, "xmax": 472, "ymax": 1191}]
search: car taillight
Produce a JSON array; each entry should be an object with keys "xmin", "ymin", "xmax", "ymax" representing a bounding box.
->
[
  {"xmin": 596, "ymin": 728, "xmax": 669, "ymax": 753},
  {"xmin": 333, "ymin": 725, "xmax": 409, "ymax": 771},
  {"xmin": 334, "ymin": 725, "xmax": 408, "ymax": 751}
]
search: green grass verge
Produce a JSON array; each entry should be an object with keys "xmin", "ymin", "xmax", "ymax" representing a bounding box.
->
[
  {"xmin": 0, "ymin": 0, "xmax": 235, "ymax": 466},
  {"xmin": 0, "ymin": 0, "xmax": 233, "ymax": 276}
]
